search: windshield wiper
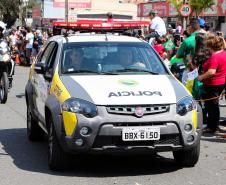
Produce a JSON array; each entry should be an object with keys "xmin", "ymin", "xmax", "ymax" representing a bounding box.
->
[
  {"xmin": 63, "ymin": 69, "xmax": 118, "ymax": 75},
  {"xmin": 111, "ymin": 68, "xmax": 159, "ymax": 75}
]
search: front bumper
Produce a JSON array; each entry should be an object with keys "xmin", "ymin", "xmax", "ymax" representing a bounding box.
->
[{"xmin": 56, "ymin": 104, "xmax": 202, "ymax": 154}]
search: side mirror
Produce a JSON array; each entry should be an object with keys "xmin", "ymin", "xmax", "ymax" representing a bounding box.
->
[{"xmin": 34, "ymin": 62, "xmax": 46, "ymax": 74}]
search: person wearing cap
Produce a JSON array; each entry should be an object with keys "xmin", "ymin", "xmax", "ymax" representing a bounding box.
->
[
  {"xmin": 176, "ymin": 18, "xmax": 200, "ymax": 67},
  {"xmin": 146, "ymin": 10, "xmax": 167, "ymax": 39},
  {"xmin": 198, "ymin": 17, "xmax": 207, "ymax": 34}
]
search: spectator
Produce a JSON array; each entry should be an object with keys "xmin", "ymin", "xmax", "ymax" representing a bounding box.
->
[
  {"xmin": 176, "ymin": 18, "xmax": 200, "ymax": 67},
  {"xmin": 25, "ymin": 27, "xmax": 34, "ymax": 65},
  {"xmin": 198, "ymin": 34, "xmax": 226, "ymax": 134},
  {"xmin": 183, "ymin": 30, "xmax": 191, "ymax": 39},
  {"xmin": 153, "ymin": 36, "xmax": 165, "ymax": 58},
  {"xmin": 198, "ymin": 17, "xmax": 207, "ymax": 34},
  {"xmin": 176, "ymin": 20, "xmax": 183, "ymax": 34},
  {"xmin": 146, "ymin": 10, "xmax": 167, "ymax": 39}
]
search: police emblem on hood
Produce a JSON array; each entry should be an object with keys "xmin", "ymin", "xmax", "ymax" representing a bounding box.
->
[{"xmin": 134, "ymin": 107, "xmax": 144, "ymax": 117}]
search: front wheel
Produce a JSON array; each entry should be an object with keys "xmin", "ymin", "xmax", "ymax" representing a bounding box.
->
[
  {"xmin": 48, "ymin": 116, "xmax": 70, "ymax": 171},
  {"xmin": 173, "ymin": 141, "xmax": 200, "ymax": 167},
  {"xmin": 0, "ymin": 72, "xmax": 9, "ymax": 104}
]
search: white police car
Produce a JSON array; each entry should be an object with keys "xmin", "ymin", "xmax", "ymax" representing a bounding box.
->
[{"xmin": 25, "ymin": 34, "xmax": 202, "ymax": 170}]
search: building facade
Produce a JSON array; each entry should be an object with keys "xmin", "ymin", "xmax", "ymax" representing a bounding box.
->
[{"xmin": 137, "ymin": 0, "xmax": 226, "ymax": 32}]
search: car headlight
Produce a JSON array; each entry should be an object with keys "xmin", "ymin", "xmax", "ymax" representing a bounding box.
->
[
  {"xmin": 2, "ymin": 54, "xmax": 10, "ymax": 62},
  {"xmin": 176, "ymin": 96, "xmax": 197, "ymax": 116},
  {"xmin": 62, "ymin": 98, "xmax": 98, "ymax": 118}
]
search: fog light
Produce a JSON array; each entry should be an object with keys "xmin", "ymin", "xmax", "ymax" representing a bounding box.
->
[
  {"xmin": 80, "ymin": 127, "xmax": 89, "ymax": 136},
  {"xmin": 75, "ymin": 139, "xmax": 83, "ymax": 146},
  {"xmin": 187, "ymin": 135, "xmax": 195, "ymax": 143},
  {"xmin": 184, "ymin": 124, "xmax": 193, "ymax": 132}
]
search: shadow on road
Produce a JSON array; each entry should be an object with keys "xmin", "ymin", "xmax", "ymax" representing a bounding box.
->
[{"xmin": 0, "ymin": 128, "xmax": 182, "ymax": 177}]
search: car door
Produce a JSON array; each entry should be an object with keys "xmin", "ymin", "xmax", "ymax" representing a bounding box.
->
[{"xmin": 34, "ymin": 42, "xmax": 58, "ymax": 123}]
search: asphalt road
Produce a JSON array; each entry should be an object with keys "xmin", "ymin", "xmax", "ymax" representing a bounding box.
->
[{"xmin": 0, "ymin": 66, "xmax": 226, "ymax": 185}]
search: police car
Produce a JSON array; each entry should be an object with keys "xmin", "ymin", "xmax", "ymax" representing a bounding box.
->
[{"xmin": 25, "ymin": 28, "xmax": 202, "ymax": 170}]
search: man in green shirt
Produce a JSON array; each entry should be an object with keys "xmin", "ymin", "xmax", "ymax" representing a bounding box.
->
[{"xmin": 176, "ymin": 18, "xmax": 200, "ymax": 67}]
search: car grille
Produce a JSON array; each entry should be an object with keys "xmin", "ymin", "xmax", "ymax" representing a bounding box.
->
[
  {"xmin": 111, "ymin": 122, "xmax": 168, "ymax": 127},
  {"xmin": 106, "ymin": 105, "xmax": 170, "ymax": 116},
  {"xmin": 92, "ymin": 135, "xmax": 181, "ymax": 148}
]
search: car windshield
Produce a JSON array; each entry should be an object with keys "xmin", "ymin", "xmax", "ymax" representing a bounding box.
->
[{"xmin": 61, "ymin": 42, "xmax": 168, "ymax": 75}]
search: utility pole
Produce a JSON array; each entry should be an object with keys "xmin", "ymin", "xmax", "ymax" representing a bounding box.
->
[
  {"xmin": 183, "ymin": 0, "xmax": 187, "ymax": 30},
  {"xmin": 65, "ymin": 0, "xmax": 68, "ymax": 22}
]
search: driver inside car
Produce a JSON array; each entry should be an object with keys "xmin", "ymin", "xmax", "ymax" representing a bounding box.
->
[
  {"xmin": 64, "ymin": 49, "xmax": 84, "ymax": 72},
  {"xmin": 63, "ymin": 48, "xmax": 98, "ymax": 73}
]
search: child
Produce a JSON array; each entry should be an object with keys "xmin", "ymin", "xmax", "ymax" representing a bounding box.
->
[{"xmin": 153, "ymin": 36, "xmax": 166, "ymax": 58}]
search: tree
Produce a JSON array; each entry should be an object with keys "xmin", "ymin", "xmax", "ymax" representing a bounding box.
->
[
  {"xmin": 167, "ymin": 0, "xmax": 215, "ymax": 17},
  {"xmin": 0, "ymin": 0, "xmax": 21, "ymax": 27},
  {"xmin": 190, "ymin": 0, "xmax": 215, "ymax": 17}
]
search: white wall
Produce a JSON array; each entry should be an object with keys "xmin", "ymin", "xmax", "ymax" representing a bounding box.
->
[{"xmin": 43, "ymin": 0, "xmax": 137, "ymax": 20}]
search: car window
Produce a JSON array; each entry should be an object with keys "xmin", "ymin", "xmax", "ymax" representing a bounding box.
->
[
  {"xmin": 46, "ymin": 43, "xmax": 58, "ymax": 69},
  {"xmin": 61, "ymin": 42, "xmax": 168, "ymax": 75},
  {"xmin": 38, "ymin": 42, "xmax": 56, "ymax": 65}
]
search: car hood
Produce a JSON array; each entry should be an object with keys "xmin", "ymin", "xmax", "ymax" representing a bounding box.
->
[{"xmin": 60, "ymin": 75, "xmax": 188, "ymax": 105}]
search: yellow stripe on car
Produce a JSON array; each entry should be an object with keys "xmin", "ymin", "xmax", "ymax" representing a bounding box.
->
[
  {"xmin": 50, "ymin": 72, "xmax": 71, "ymax": 103},
  {"xmin": 62, "ymin": 111, "xmax": 77, "ymax": 136},
  {"xmin": 192, "ymin": 110, "xmax": 197, "ymax": 130},
  {"xmin": 50, "ymin": 70, "xmax": 77, "ymax": 136}
]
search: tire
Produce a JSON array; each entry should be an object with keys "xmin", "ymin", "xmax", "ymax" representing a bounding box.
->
[
  {"xmin": 48, "ymin": 116, "xmax": 69, "ymax": 171},
  {"xmin": 27, "ymin": 103, "xmax": 44, "ymax": 141},
  {"xmin": 0, "ymin": 72, "xmax": 9, "ymax": 104},
  {"xmin": 173, "ymin": 141, "xmax": 200, "ymax": 167}
]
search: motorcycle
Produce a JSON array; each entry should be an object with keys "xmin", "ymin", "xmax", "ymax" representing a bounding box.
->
[{"xmin": 0, "ymin": 40, "xmax": 14, "ymax": 103}]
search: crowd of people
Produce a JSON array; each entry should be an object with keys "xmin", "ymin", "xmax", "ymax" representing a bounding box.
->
[
  {"xmin": 148, "ymin": 10, "xmax": 226, "ymax": 136},
  {"xmin": 6, "ymin": 26, "xmax": 50, "ymax": 65}
]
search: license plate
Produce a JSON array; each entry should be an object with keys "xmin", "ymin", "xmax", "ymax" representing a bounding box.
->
[{"xmin": 122, "ymin": 126, "xmax": 160, "ymax": 141}]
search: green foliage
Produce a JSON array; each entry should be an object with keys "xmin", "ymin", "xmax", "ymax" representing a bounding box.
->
[
  {"xmin": 27, "ymin": 0, "xmax": 40, "ymax": 9},
  {"xmin": 190, "ymin": 0, "xmax": 215, "ymax": 16},
  {"xmin": 168, "ymin": 0, "xmax": 215, "ymax": 17},
  {"xmin": 0, "ymin": 0, "xmax": 21, "ymax": 27}
]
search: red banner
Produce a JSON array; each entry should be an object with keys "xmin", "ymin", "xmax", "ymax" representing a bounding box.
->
[
  {"xmin": 138, "ymin": 2, "xmax": 169, "ymax": 17},
  {"xmin": 217, "ymin": 0, "xmax": 226, "ymax": 16},
  {"xmin": 138, "ymin": 0, "xmax": 226, "ymax": 17},
  {"xmin": 32, "ymin": 7, "xmax": 41, "ymax": 18},
  {"xmin": 53, "ymin": 0, "xmax": 91, "ymax": 8}
]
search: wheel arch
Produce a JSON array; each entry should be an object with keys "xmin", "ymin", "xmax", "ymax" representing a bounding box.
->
[{"xmin": 45, "ymin": 95, "xmax": 63, "ymax": 136}]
